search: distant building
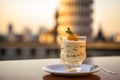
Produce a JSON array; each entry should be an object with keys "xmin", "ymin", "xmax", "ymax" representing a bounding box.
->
[
  {"xmin": 0, "ymin": 35, "xmax": 6, "ymax": 42},
  {"xmin": 112, "ymin": 34, "xmax": 120, "ymax": 43},
  {"xmin": 94, "ymin": 24, "xmax": 107, "ymax": 42},
  {"xmin": 53, "ymin": 9, "xmax": 58, "ymax": 43},
  {"xmin": 39, "ymin": 31, "xmax": 54, "ymax": 44},
  {"xmin": 7, "ymin": 24, "xmax": 16, "ymax": 42},
  {"xmin": 8, "ymin": 24, "xmax": 13, "ymax": 34},
  {"xmin": 22, "ymin": 27, "xmax": 33, "ymax": 42},
  {"xmin": 57, "ymin": 0, "xmax": 93, "ymax": 43},
  {"xmin": 15, "ymin": 34, "xmax": 23, "ymax": 42}
]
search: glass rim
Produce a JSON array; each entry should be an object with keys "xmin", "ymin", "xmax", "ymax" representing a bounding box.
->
[
  {"xmin": 60, "ymin": 36, "xmax": 86, "ymax": 41},
  {"xmin": 61, "ymin": 36, "xmax": 86, "ymax": 38}
]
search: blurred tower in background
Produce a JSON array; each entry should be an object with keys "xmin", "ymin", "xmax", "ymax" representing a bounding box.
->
[
  {"xmin": 57, "ymin": 0, "xmax": 93, "ymax": 42},
  {"xmin": 7, "ymin": 24, "xmax": 16, "ymax": 42},
  {"xmin": 94, "ymin": 24, "xmax": 107, "ymax": 42},
  {"xmin": 53, "ymin": 9, "xmax": 58, "ymax": 43},
  {"xmin": 8, "ymin": 24, "xmax": 13, "ymax": 34}
]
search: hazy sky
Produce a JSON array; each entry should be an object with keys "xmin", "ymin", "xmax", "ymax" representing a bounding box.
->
[
  {"xmin": 0, "ymin": 0, "xmax": 59, "ymax": 34},
  {"xmin": 93, "ymin": 0, "xmax": 120, "ymax": 36},
  {"xmin": 0, "ymin": 0, "xmax": 120, "ymax": 37}
]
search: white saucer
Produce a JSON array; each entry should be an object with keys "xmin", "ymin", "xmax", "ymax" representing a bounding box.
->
[{"xmin": 42, "ymin": 64, "xmax": 101, "ymax": 76}]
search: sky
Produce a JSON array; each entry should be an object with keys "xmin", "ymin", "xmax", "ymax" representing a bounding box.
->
[
  {"xmin": 0, "ymin": 0, "xmax": 120, "ymax": 37},
  {"xmin": 93, "ymin": 0, "xmax": 120, "ymax": 37},
  {"xmin": 0, "ymin": 0, "xmax": 59, "ymax": 34}
]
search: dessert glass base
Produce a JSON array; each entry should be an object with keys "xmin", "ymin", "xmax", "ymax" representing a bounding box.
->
[{"xmin": 65, "ymin": 64, "xmax": 81, "ymax": 72}]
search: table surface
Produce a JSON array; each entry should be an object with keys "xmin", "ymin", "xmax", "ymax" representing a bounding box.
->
[{"xmin": 0, "ymin": 56, "xmax": 120, "ymax": 80}]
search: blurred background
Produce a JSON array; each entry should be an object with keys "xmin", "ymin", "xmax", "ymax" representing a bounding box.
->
[{"xmin": 0, "ymin": 0, "xmax": 120, "ymax": 60}]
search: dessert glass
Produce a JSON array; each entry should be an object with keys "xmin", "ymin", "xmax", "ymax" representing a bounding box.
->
[{"xmin": 60, "ymin": 36, "xmax": 86, "ymax": 72}]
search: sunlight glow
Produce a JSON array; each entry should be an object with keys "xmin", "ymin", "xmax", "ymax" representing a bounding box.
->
[
  {"xmin": 0, "ymin": 0, "xmax": 59, "ymax": 34},
  {"xmin": 0, "ymin": 0, "xmax": 120, "ymax": 36}
]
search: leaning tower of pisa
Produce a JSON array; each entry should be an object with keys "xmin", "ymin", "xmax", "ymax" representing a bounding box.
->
[{"xmin": 57, "ymin": 0, "xmax": 93, "ymax": 42}]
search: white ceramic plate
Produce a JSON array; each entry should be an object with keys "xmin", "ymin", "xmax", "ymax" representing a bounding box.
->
[{"xmin": 42, "ymin": 64, "xmax": 101, "ymax": 76}]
